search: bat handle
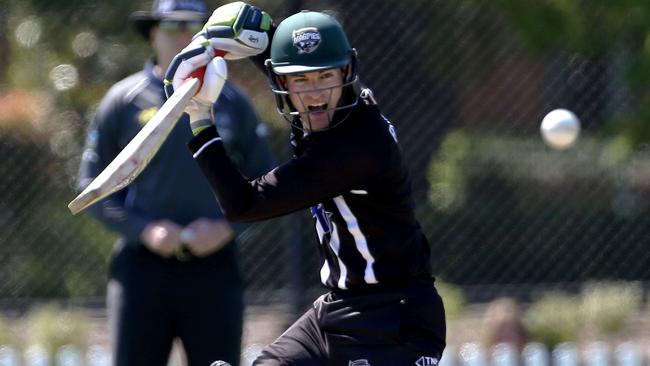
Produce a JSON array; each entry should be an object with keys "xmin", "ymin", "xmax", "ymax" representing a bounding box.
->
[
  {"xmin": 183, "ymin": 50, "xmax": 227, "ymax": 91},
  {"xmin": 186, "ymin": 67, "xmax": 206, "ymax": 85}
]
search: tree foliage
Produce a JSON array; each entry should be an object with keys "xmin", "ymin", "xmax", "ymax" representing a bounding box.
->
[{"xmin": 494, "ymin": 0, "xmax": 650, "ymax": 147}]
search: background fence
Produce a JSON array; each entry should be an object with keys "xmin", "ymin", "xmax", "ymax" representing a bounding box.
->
[
  {"xmin": 0, "ymin": 341, "xmax": 647, "ymax": 366},
  {"xmin": 1, "ymin": 0, "xmax": 650, "ymax": 356}
]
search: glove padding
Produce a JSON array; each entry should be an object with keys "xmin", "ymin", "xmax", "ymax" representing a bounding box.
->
[
  {"xmin": 165, "ymin": 1, "xmax": 271, "ymax": 98},
  {"xmin": 203, "ymin": 1, "xmax": 271, "ymax": 59},
  {"xmin": 185, "ymin": 57, "xmax": 228, "ymax": 135}
]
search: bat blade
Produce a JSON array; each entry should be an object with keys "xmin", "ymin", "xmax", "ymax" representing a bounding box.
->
[{"xmin": 68, "ymin": 78, "xmax": 200, "ymax": 215}]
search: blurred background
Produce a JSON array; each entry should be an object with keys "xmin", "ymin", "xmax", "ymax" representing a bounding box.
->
[{"xmin": 1, "ymin": 0, "xmax": 649, "ymax": 364}]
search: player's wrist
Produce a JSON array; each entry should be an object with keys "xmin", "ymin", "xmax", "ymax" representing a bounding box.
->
[
  {"xmin": 190, "ymin": 118, "xmax": 214, "ymax": 136},
  {"xmin": 186, "ymin": 97, "xmax": 212, "ymax": 119},
  {"xmin": 188, "ymin": 100, "xmax": 214, "ymax": 136},
  {"xmin": 188, "ymin": 104, "xmax": 212, "ymax": 119}
]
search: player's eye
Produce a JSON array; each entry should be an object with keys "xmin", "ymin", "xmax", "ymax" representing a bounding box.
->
[
  {"xmin": 159, "ymin": 21, "xmax": 203, "ymax": 34},
  {"xmin": 290, "ymin": 76, "xmax": 308, "ymax": 84}
]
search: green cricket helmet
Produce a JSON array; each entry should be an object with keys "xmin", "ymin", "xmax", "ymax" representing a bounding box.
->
[{"xmin": 265, "ymin": 10, "xmax": 360, "ymax": 132}]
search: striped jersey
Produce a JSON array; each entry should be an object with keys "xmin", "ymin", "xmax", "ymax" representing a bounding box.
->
[{"xmin": 189, "ymin": 94, "xmax": 432, "ymax": 291}]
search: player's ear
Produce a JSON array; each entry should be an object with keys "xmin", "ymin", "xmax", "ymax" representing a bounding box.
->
[
  {"xmin": 342, "ymin": 65, "xmax": 352, "ymax": 81},
  {"xmin": 276, "ymin": 75, "xmax": 287, "ymax": 90},
  {"xmin": 149, "ymin": 26, "xmax": 157, "ymax": 40}
]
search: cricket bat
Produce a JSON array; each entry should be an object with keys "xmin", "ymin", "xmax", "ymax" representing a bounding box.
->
[{"xmin": 68, "ymin": 77, "xmax": 201, "ymax": 215}]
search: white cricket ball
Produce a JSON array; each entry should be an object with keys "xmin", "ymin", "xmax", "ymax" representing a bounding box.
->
[{"xmin": 540, "ymin": 108, "xmax": 581, "ymax": 149}]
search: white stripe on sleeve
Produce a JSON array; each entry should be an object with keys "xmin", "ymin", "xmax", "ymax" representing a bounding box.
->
[{"xmin": 192, "ymin": 137, "xmax": 222, "ymax": 158}]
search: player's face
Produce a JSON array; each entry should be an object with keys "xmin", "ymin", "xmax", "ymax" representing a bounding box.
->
[
  {"xmin": 285, "ymin": 68, "xmax": 344, "ymax": 132},
  {"xmin": 151, "ymin": 20, "xmax": 201, "ymax": 71}
]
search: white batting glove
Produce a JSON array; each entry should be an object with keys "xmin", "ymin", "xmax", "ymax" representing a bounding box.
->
[
  {"xmin": 164, "ymin": 1, "xmax": 271, "ymax": 98},
  {"xmin": 185, "ymin": 57, "xmax": 228, "ymax": 136},
  {"xmin": 202, "ymin": 1, "xmax": 271, "ymax": 59}
]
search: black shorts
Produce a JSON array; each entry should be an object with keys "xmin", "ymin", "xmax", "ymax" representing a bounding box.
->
[{"xmin": 254, "ymin": 279, "xmax": 446, "ymax": 366}]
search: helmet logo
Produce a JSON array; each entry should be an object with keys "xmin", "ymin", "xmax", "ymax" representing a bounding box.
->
[{"xmin": 292, "ymin": 27, "xmax": 321, "ymax": 54}]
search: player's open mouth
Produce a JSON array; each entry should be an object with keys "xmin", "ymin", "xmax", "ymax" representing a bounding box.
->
[{"xmin": 307, "ymin": 104, "xmax": 328, "ymax": 114}]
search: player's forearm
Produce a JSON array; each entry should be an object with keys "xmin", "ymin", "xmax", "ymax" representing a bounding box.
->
[
  {"xmin": 78, "ymin": 153, "xmax": 150, "ymax": 242},
  {"xmin": 238, "ymin": 128, "xmax": 275, "ymax": 178},
  {"xmin": 190, "ymin": 126, "xmax": 309, "ymax": 223},
  {"xmin": 189, "ymin": 126, "xmax": 259, "ymax": 223},
  {"xmin": 86, "ymin": 198, "xmax": 150, "ymax": 244}
]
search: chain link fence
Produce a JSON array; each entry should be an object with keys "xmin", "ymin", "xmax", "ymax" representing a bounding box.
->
[{"xmin": 1, "ymin": 0, "xmax": 649, "ymax": 313}]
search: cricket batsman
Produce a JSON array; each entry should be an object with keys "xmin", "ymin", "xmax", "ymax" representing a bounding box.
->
[{"xmin": 165, "ymin": 2, "xmax": 446, "ymax": 365}]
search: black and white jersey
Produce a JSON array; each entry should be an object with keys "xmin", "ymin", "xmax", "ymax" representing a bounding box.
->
[{"xmin": 189, "ymin": 97, "xmax": 432, "ymax": 291}]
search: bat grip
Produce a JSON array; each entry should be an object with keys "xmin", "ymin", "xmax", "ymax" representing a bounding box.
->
[
  {"xmin": 183, "ymin": 49, "xmax": 227, "ymax": 92},
  {"xmin": 186, "ymin": 67, "xmax": 206, "ymax": 84}
]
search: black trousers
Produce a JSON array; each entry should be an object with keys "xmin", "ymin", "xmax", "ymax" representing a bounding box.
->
[
  {"xmin": 254, "ymin": 279, "xmax": 446, "ymax": 366},
  {"xmin": 107, "ymin": 241, "xmax": 244, "ymax": 366}
]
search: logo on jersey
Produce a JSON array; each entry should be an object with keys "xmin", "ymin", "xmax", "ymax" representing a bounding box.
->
[
  {"xmin": 349, "ymin": 360, "xmax": 371, "ymax": 366},
  {"xmin": 415, "ymin": 356, "xmax": 439, "ymax": 366},
  {"xmin": 292, "ymin": 27, "xmax": 321, "ymax": 54},
  {"xmin": 311, "ymin": 204, "xmax": 333, "ymax": 234},
  {"xmin": 138, "ymin": 107, "xmax": 158, "ymax": 126}
]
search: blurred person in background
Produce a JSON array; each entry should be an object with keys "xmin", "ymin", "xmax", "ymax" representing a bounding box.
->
[
  {"xmin": 166, "ymin": 2, "xmax": 446, "ymax": 365},
  {"xmin": 75, "ymin": 0, "xmax": 274, "ymax": 365},
  {"xmin": 480, "ymin": 297, "xmax": 528, "ymax": 352}
]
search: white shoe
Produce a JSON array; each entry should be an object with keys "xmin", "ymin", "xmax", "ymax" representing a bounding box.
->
[{"xmin": 210, "ymin": 362, "xmax": 232, "ymax": 366}]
